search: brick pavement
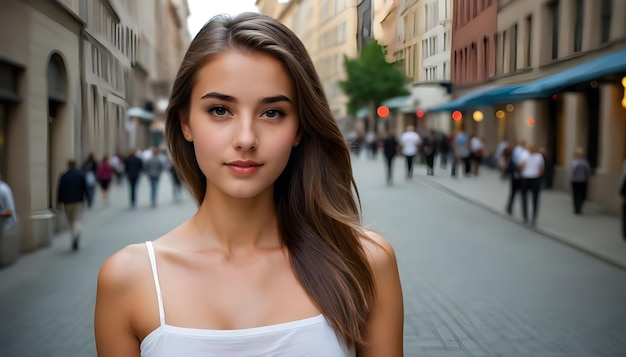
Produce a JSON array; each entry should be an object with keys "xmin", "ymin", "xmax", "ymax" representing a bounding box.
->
[{"xmin": 353, "ymin": 154, "xmax": 626, "ymax": 357}]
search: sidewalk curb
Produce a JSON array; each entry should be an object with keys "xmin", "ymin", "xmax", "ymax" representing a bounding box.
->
[{"xmin": 420, "ymin": 177, "xmax": 626, "ymax": 272}]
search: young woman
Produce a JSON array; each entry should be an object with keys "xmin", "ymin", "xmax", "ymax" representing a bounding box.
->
[{"xmin": 94, "ymin": 13, "xmax": 403, "ymax": 356}]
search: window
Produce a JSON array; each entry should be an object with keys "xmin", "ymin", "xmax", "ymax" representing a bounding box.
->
[
  {"xmin": 444, "ymin": 32, "xmax": 448, "ymax": 50},
  {"xmin": 483, "ymin": 36, "xmax": 489, "ymax": 78},
  {"xmin": 526, "ymin": 15, "xmax": 532, "ymax": 67},
  {"xmin": 550, "ymin": 0, "xmax": 559, "ymax": 59},
  {"xmin": 443, "ymin": 61, "xmax": 447, "ymax": 78},
  {"xmin": 473, "ymin": 0, "xmax": 477, "ymax": 18},
  {"xmin": 600, "ymin": 0, "xmax": 612, "ymax": 43},
  {"xmin": 512, "ymin": 24, "xmax": 518, "ymax": 71},
  {"xmin": 573, "ymin": 0, "xmax": 583, "ymax": 52}
]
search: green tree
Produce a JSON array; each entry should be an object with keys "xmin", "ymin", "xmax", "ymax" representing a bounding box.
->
[{"xmin": 339, "ymin": 39, "xmax": 409, "ymax": 116}]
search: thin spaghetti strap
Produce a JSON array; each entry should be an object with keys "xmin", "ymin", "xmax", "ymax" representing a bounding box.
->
[{"xmin": 145, "ymin": 241, "xmax": 166, "ymax": 325}]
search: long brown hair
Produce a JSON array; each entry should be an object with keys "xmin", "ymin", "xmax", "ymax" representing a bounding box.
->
[{"xmin": 164, "ymin": 13, "xmax": 375, "ymax": 349}]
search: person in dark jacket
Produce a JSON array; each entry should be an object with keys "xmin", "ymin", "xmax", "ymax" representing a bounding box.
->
[
  {"xmin": 58, "ymin": 159, "xmax": 88, "ymax": 251},
  {"xmin": 381, "ymin": 129, "xmax": 399, "ymax": 185},
  {"xmin": 569, "ymin": 147, "xmax": 592, "ymax": 214},
  {"xmin": 124, "ymin": 149, "xmax": 143, "ymax": 208}
]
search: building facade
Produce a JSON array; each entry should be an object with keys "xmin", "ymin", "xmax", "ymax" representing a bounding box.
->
[
  {"xmin": 489, "ymin": 0, "xmax": 626, "ymax": 213},
  {"xmin": 0, "ymin": 0, "xmax": 83, "ymax": 257},
  {"xmin": 433, "ymin": 0, "xmax": 625, "ymax": 214},
  {"xmin": 0, "ymin": 0, "xmax": 189, "ymax": 267},
  {"xmin": 374, "ymin": 0, "xmax": 453, "ymax": 135}
]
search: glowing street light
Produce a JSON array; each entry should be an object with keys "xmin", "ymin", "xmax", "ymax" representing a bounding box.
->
[{"xmin": 377, "ymin": 105, "xmax": 390, "ymax": 118}]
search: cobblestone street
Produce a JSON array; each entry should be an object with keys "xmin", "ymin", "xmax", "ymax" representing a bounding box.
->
[{"xmin": 0, "ymin": 157, "xmax": 625, "ymax": 356}]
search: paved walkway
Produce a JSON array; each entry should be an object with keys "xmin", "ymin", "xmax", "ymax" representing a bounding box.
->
[{"xmin": 358, "ymin": 153, "xmax": 626, "ymax": 270}]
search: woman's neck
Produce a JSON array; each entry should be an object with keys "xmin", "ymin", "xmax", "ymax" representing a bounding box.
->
[{"xmin": 190, "ymin": 188, "xmax": 281, "ymax": 256}]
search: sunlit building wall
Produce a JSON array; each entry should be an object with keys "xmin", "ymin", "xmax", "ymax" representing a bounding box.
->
[{"xmin": 257, "ymin": 0, "xmax": 358, "ymax": 130}]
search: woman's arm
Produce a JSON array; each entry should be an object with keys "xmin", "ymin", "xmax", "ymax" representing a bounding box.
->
[
  {"xmin": 94, "ymin": 248, "xmax": 142, "ymax": 357},
  {"xmin": 359, "ymin": 232, "xmax": 404, "ymax": 357}
]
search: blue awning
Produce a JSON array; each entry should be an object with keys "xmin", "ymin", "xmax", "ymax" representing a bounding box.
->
[
  {"xmin": 510, "ymin": 49, "xmax": 626, "ymax": 99},
  {"xmin": 429, "ymin": 49, "xmax": 626, "ymax": 112},
  {"xmin": 428, "ymin": 84, "xmax": 522, "ymax": 112},
  {"xmin": 382, "ymin": 95, "xmax": 413, "ymax": 109}
]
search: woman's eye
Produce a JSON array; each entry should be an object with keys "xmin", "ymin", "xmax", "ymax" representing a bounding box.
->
[
  {"xmin": 264, "ymin": 109, "xmax": 284, "ymax": 119},
  {"xmin": 207, "ymin": 106, "xmax": 229, "ymax": 116}
]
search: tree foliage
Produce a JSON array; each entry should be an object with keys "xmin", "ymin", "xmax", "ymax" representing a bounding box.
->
[{"xmin": 339, "ymin": 39, "xmax": 410, "ymax": 115}]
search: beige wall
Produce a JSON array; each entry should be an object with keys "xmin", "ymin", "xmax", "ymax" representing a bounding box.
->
[{"xmin": 0, "ymin": 0, "xmax": 81, "ymax": 251}]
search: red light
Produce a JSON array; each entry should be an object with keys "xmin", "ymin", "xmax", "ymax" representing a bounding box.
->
[
  {"xmin": 527, "ymin": 117, "xmax": 535, "ymax": 127},
  {"xmin": 552, "ymin": 94, "xmax": 558, "ymax": 100},
  {"xmin": 452, "ymin": 111, "xmax": 463, "ymax": 121},
  {"xmin": 377, "ymin": 106, "xmax": 390, "ymax": 118},
  {"xmin": 416, "ymin": 109, "xmax": 425, "ymax": 118}
]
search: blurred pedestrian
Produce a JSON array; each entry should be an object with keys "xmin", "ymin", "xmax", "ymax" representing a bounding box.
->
[
  {"xmin": 469, "ymin": 134, "xmax": 483, "ymax": 176},
  {"xmin": 518, "ymin": 144, "xmax": 544, "ymax": 225},
  {"xmin": 144, "ymin": 147, "xmax": 165, "ymax": 207},
  {"xmin": 506, "ymin": 141, "xmax": 527, "ymax": 215},
  {"xmin": 451, "ymin": 130, "xmax": 470, "ymax": 177},
  {"xmin": 421, "ymin": 131, "xmax": 436, "ymax": 176},
  {"xmin": 435, "ymin": 131, "xmax": 450, "ymax": 169},
  {"xmin": 95, "ymin": 13, "xmax": 402, "ymax": 356},
  {"xmin": 109, "ymin": 153, "xmax": 123, "ymax": 186},
  {"xmin": 124, "ymin": 149, "xmax": 143, "ymax": 208},
  {"xmin": 96, "ymin": 155, "xmax": 114, "ymax": 205},
  {"xmin": 569, "ymin": 147, "xmax": 592, "ymax": 215},
  {"xmin": 81, "ymin": 153, "xmax": 98, "ymax": 208},
  {"xmin": 365, "ymin": 130, "xmax": 378, "ymax": 159},
  {"xmin": 399, "ymin": 125, "xmax": 420, "ymax": 179},
  {"xmin": 57, "ymin": 159, "xmax": 88, "ymax": 251},
  {"xmin": 0, "ymin": 171, "xmax": 17, "ymax": 236},
  {"xmin": 381, "ymin": 129, "xmax": 399, "ymax": 185}
]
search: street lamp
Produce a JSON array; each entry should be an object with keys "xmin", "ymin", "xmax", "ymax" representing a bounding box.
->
[{"xmin": 472, "ymin": 111, "xmax": 484, "ymax": 122}]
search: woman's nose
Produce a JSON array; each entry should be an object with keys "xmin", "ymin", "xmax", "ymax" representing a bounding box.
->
[{"xmin": 232, "ymin": 116, "xmax": 258, "ymax": 151}]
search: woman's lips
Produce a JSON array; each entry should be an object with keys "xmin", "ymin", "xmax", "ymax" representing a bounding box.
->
[{"xmin": 225, "ymin": 161, "xmax": 263, "ymax": 176}]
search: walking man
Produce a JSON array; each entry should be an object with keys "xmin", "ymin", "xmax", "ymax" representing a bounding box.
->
[
  {"xmin": 518, "ymin": 144, "xmax": 545, "ymax": 225},
  {"xmin": 381, "ymin": 129, "xmax": 399, "ymax": 185},
  {"xmin": 124, "ymin": 149, "xmax": 143, "ymax": 208},
  {"xmin": 569, "ymin": 147, "xmax": 592, "ymax": 214},
  {"xmin": 144, "ymin": 147, "xmax": 165, "ymax": 207},
  {"xmin": 399, "ymin": 125, "xmax": 421, "ymax": 179},
  {"xmin": 57, "ymin": 160, "xmax": 88, "ymax": 250}
]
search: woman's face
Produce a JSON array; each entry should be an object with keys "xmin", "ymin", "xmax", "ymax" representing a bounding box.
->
[{"xmin": 182, "ymin": 49, "xmax": 300, "ymax": 200}]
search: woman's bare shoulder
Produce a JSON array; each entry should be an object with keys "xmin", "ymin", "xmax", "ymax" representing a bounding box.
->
[
  {"xmin": 358, "ymin": 228, "xmax": 397, "ymax": 270},
  {"xmin": 97, "ymin": 243, "xmax": 151, "ymax": 293}
]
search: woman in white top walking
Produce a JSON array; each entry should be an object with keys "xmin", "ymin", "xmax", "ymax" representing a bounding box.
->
[
  {"xmin": 518, "ymin": 144, "xmax": 545, "ymax": 225},
  {"xmin": 94, "ymin": 13, "xmax": 403, "ymax": 357}
]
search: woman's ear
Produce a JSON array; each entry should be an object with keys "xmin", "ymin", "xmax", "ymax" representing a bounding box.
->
[
  {"xmin": 293, "ymin": 131, "xmax": 303, "ymax": 147},
  {"xmin": 180, "ymin": 111, "xmax": 193, "ymax": 142}
]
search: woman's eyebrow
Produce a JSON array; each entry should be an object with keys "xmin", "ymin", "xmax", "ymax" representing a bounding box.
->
[
  {"xmin": 261, "ymin": 95, "xmax": 292, "ymax": 104},
  {"xmin": 200, "ymin": 92, "xmax": 292, "ymax": 105},
  {"xmin": 201, "ymin": 92, "xmax": 237, "ymax": 102}
]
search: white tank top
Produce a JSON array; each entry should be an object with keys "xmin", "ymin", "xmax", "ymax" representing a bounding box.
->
[{"xmin": 141, "ymin": 241, "xmax": 356, "ymax": 357}]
